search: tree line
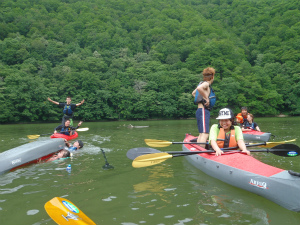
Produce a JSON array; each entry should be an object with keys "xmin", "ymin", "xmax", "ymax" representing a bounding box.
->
[{"xmin": 0, "ymin": 0, "xmax": 299, "ymax": 123}]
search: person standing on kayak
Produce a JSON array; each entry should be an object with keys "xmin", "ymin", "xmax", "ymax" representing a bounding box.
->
[
  {"xmin": 54, "ymin": 120, "xmax": 83, "ymax": 136},
  {"xmin": 236, "ymin": 106, "xmax": 248, "ymax": 126},
  {"xmin": 192, "ymin": 67, "xmax": 216, "ymax": 147},
  {"xmin": 48, "ymin": 96, "xmax": 85, "ymax": 126},
  {"xmin": 242, "ymin": 113, "xmax": 261, "ymax": 132},
  {"xmin": 209, "ymin": 108, "xmax": 251, "ymax": 156}
]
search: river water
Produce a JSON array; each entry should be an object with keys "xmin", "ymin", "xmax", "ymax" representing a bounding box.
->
[{"xmin": 0, "ymin": 117, "xmax": 300, "ymax": 225}]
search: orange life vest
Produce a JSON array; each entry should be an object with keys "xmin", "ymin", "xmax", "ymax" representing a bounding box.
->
[
  {"xmin": 217, "ymin": 128, "xmax": 237, "ymax": 148},
  {"xmin": 236, "ymin": 112, "xmax": 248, "ymax": 124}
]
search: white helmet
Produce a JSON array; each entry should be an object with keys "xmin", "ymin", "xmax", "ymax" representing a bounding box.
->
[{"xmin": 216, "ymin": 108, "xmax": 234, "ymax": 120}]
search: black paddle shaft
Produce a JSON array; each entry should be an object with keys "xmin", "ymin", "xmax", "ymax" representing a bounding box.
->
[{"xmin": 101, "ymin": 149, "xmax": 114, "ymax": 169}]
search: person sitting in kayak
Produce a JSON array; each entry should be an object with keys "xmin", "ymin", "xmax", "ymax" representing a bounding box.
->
[
  {"xmin": 192, "ymin": 67, "xmax": 216, "ymax": 148},
  {"xmin": 54, "ymin": 120, "xmax": 83, "ymax": 136},
  {"xmin": 236, "ymin": 106, "xmax": 249, "ymax": 126},
  {"xmin": 48, "ymin": 96, "xmax": 84, "ymax": 126},
  {"xmin": 242, "ymin": 113, "xmax": 261, "ymax": 132},
  {"xmin": 65, "ymin": 140, "xmax": 84, "ymax": 151},
  {"xmin": 46, "ymin": 150, "xmax": 71, "ymax": 162},
  {"xmin": 209, "ymin": 108, "xmax": 251, "ymax": 156}
]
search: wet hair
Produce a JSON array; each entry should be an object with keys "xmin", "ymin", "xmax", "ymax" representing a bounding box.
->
[
  {"xmin": 61, "ymin": 150, "xmax": 70, "ymax": 157},
  {"xmin": 77, "ymin": 140, "xmax": 84, "ymax": 148}
]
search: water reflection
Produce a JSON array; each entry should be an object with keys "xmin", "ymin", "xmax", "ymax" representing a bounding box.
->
[
  {"xmin": 183, "ymin": 159, "xmax": 300, "ymax": 224},
  {"xmin": 0, "ymin": 119, "xmax": 300, "ymax": 224},
  {"xmin": 133, "ymin": 164, "xmax": 173, "ymax": 202}
]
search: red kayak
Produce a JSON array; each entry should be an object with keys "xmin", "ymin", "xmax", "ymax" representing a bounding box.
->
[
  {"xmin": 50, "ymin": 132, "xmax": 78, "ymax": 141},
  {"xmin": 242, "ymin": 130, "xmax": 271, "ymax": 142},
  {"xmin": 182, "ymin": 133, "xmax": 300, "ymax": 211}
]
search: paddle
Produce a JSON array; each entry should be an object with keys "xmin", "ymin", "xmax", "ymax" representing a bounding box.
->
[
  {"xmin": 144, "ymin": 138, "xmax": 296, "ymax": 148},
  {"xmin": 127, "ymin": 144, "xmax": 300, "ymax": 160},
  {"xmin": 45, "ymin": 197, "xmax": 96, "ymax": 225},
  {"xmin": 249, "ymin": 139, "xmax": 296, "ymax": 148},
  {"xmin": 131, "ymin": 144, "xmax": 300, "ymax": 168},
  {"xmin": 27, "ymin": 127, "xmax": 89, "ymax": 139}
]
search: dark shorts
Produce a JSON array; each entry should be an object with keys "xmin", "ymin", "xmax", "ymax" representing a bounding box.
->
[{"xmin": 196, "ymin": 108, "xmax": 210, "ymax": 133}]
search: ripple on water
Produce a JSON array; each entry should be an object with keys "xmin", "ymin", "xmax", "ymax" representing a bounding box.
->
[
  {"xmin": 102, "ymin": 195, "xmax": 117, "ymax": 202},
  {"xmin": 27, "ymin": 209, "xmax": 39, "ymax": 215},
  {"xmin": 174, "ymin": 218, "xmax": 193, "ymax": 225},
  {"xmin": 90, "ymin": 135, "xmax": 111, "ymax": 145}
]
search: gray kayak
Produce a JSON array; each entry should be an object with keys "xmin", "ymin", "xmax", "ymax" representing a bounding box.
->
[
  {"xmin": 0, "ymin": 138, "xmax": 65, "ymax": 174},
  {"xmin": 183, "ymin": 133, "xmax": 300, "ymax": 212},
  {"xmin": 242, "ymin": 130, "xmax": 271, "ymax": 142}
]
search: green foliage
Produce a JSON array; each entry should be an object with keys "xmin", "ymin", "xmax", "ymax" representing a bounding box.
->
[{"xmin": 0, "ymin": 0, "xmax": 300, "ymax": 123}]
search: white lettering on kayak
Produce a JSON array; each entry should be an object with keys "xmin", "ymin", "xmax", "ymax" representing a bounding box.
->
[
  {"xmin": 11, "ymin": 158, "xmax": 22, "ymax": 165},
  {"xmin": 249, "ymin": 179, "xmax": 268, "ymax": 189}
]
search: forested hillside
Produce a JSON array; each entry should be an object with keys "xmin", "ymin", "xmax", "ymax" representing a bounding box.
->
[{"xmin": 0, "ymin": 0, "xmax": 299, "ymax": 123}]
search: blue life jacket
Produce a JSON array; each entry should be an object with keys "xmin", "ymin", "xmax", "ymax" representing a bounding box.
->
[
  {"xmin": 244, "ymin": 122, "xmax": 255, "ymax": 129},
  {"xmin": 194, "ymin": 81, "xmax": 216, "ymax": 110},
  {"xmin": 63, "ymin": 104, "xmax": 73, "ymax": 116},
  {"xmin": 60, "ymin": 126, "xmax": 71, "ymax": 135},
  {"xmin": 68, "ymin": 146, "xmax": 77, "ymax": 152}
]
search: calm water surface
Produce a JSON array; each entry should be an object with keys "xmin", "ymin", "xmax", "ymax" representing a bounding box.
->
[{"xmin": 0, "ymin": 117, "xmax": 300, "ymax": 225}]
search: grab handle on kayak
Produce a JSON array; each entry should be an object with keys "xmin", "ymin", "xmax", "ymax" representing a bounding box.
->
[{"xmin": 288, "ymin": 170, "xmax": 300, "ymax": 177}]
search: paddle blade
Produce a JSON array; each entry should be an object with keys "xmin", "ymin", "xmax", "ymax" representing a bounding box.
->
[
  {"xmin": 27, "ymin": 133, "xmax": 53, "ymax": 139},
  {"xmin": 127, "ymin": 147, "xmax": 162, "ymax": 160},
  {"xmin": 144, "ymin": 139, "xmax": 173, "ymax": 147},
  {"xmin": 76, "ymin": 127, "xmax": 89, "ymax": 132},
  {"xmin": 270, "ymin": 144, "xmax": 300, "ymax": 157},
  {"xmin": 265, "ymin": 139, "xmax": 297, "ymax": 148},
  {"xmin": 132, "ymin": 152, "xmax": 173, "ymax": 168},
  {"xmin": 45, "ymin": 197, "xmax": 96, "ymax": 225},
  {"xmin": 27, "ymin": 135, "xmax": 41, "ymax": 139}
]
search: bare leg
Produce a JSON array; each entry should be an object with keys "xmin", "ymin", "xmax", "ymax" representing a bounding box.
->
[{"xmin": 197, "ymin": 133, "xmax": 209, "ymax": 148}]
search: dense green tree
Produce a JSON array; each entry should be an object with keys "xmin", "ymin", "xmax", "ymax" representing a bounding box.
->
[{"xmin": 0, "ymin": 0, "xmax": 300, "ymax": 123}]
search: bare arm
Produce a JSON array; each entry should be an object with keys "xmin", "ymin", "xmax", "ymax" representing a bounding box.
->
[
  {"xmin": 65, "ymin": 139, "xmax": 71, "ymax": 147},
  {"xmin": 76, "ymin": 99, "xmax": 85, "ymax": 107},
  {"xmin": 237, "ymin": 139, "xmax": 250, "ymax": 155},
  {"xmin": 256, "ymin": 126, "xmax": 261, "ymax": 132},
  {"xmin": 197, "ymin": 82, "xmax": 210, "ymax": 107},
  {"xmin": 210, "ymin": 140, "xmax": 224, "ymax": 156},
  {"xmin": 48, "ymin": 97, "xmax": 59, "ymax": 105},
  {"xmin": 77, "ymin": 121, "xmax": 83, "ymax": 127},
  {"xmin": 192, "ymin": 88, "xmax": 197, "ymax": 97},
  {"xmin": 241, "ymin": 127, "xmax": 251, "ymax": 131}
]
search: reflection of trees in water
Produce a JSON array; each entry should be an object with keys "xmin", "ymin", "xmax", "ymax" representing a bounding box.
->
[{"xmin": 133, "ymin": 164, "xmax": 174, "ymax": 203}]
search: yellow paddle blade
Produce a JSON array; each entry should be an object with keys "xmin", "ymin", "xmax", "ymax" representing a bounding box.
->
[
  {"xmin": 45, "ymin": 197, "xmax": 96, "ymax": 225},
  {"xmin": 132, "ymin": 152, "xmax": 173, "ymax": 168},
  {"xmin": 144, "ymin": 139, "xmax": 173, "ymax": 147},
  {"xmin": 265, "ymin": 139, "xmax": 297, "ymax": 148},
  {"xmin": 250, "ymin": 139, "xmax": 297, "ymax": 148},
  {"xmin": 27, "ymin": 135, "xmax": 41, "ymax": 139}
]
